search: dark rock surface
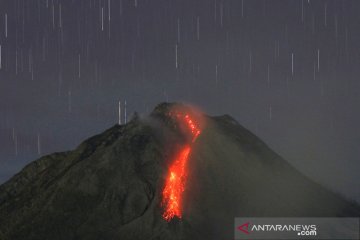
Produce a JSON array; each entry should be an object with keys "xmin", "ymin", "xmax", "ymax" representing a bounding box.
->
[{"xmin": 0, "ymin": 103, "xmax": 358, "ymax": 240}]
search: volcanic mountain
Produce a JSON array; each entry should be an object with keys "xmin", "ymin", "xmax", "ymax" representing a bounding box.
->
[{"xmin": 0, "ymin": 103, "xmax": 358, "ymax": 240}]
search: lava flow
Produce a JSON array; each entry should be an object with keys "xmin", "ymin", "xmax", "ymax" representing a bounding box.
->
[{"xmin": 161, "ymin": 112, "xmax": 201, "ymax": 222}]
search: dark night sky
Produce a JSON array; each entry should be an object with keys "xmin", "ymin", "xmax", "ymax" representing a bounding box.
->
[{"xmin": 0, "ymin": 0, "xmax": 359, "ymax": 201}]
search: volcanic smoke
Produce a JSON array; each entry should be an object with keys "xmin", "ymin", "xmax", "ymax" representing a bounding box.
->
[{"xmin": 161, "ymin": 111, "xmax": 201, "ymax": 221}]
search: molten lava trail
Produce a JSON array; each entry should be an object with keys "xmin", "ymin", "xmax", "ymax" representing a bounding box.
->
[{"xmin": 162, "ymin": 112, "xmax": 201, "ymax": 221}]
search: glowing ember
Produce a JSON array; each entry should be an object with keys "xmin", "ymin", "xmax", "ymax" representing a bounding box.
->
[
  {"xmin": 162, "ymin": 111, "xmax": 201, "ymax": 221},
  {"xmin": 184, "ymin": 114, "xmax": 201, "ymax": 142}
]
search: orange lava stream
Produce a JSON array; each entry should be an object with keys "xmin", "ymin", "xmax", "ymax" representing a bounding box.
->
[
  {"xmin": 162, "ymin": 145, "xmax": 191, "ymax": 221},
  {"xmin": 162, "ymin": 112, "xmax": 201, "ymax": 221}
]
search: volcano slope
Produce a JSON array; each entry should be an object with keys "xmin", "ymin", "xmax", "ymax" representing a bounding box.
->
[{"xmin": 0, "ymin": 103, "xmax": 358, "ymax": 240}]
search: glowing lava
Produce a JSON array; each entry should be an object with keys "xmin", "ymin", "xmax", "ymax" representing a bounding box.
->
[
  {"xmin": 161, "ymin": 145, "xmax": 191, "ymax": 221},
  {"xmin": 161, "ymin": 111, "xmax": 201, "ymax": 221}
]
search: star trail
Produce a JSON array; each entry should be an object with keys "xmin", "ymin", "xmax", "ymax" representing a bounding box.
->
[{"xmin": 0, "ymin": 0, "xmax": 359, "ymax": 201}]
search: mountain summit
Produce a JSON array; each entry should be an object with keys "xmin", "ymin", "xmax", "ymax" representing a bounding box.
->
[{"xmin": 0, "ymin": 103, "xmax": 358, "ymax": 240}]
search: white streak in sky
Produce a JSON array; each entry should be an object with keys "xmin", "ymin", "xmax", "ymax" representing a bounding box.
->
[
  {"xmin": 220, "ymin": 2, "xmax": 223, "ymax": 27},
  {"xmin": 120, "ymin": 0, "xmax": 123, "ymax": 16},
  {"xmin": 5, "ymin": 13, "xmax": 8, "ymax": 37},
  {"xmin": 324, "ymin": 3, "xmax": 327, "ymax": 27},
  {"xmin": 291, "ymin": 53, "xmax": 294, "ymax": 75},
  {"xmin": 241, "ymin": 0, "xmax": 244, "ymax": 18},
  {"xmin": 42, "ymin": 36, "xmax": 46, "ymax": 61},
  {"xmin": 249, "ymin": 51, "xmax": 252, "ymax": 73},
  {"xmin": 196, "ymin": 16, "xmax": 200, "ymax": 40},
  {"xmin": 29, "ymin": 48, "xmax": 32, "ymax": 73},
  {"xmin": 78, "ymin": 54, "xmax": 81, "ymax": 78},
  {"xmin": 37, "ymin": 133, "xmax": 41, "ymax": 155},
  {"xmin": 108, "ymin": 0, "xmax": 111, "ymax": 21},
  {"xmin": 15, "ymin": 49, "xmax": 18, "ymax": 75},
  {"xmin": 215, "ymin": 64, "xmax": 218, "ymax": 86},
  {"xmin": 317, "ymin": 49, "xmax": 320, "ymax": 71},
  {"xmin": 267, "ymin": 64, "xmax": 270, "ymax": 87},
  {"xmin": 68, "ymin": 90, "xmax": 72, "ymax": 113},
  {"xmin": 59, "ymin": 4, "xmax": 62, "ymax": 28},
  {"xmin": 118, "ymin": 101, "xmax": 121, "ymax": 125},
  {"xmin": 214, "ymin": 0, "xmax": 217, "ymax": 23},
  {"xmin": 175, "ymin": 44, "xmax": 178, "ymax": 69},
  {"xmin": 52, "ymin": 2, "xmax": 55, "ymax": 29},
  {"xmin": 14, "ymin": 134, "xmax": 18, "ymax": 156},
  {"xmin": 301, "ymin": 0, "xmax": 304, "ymax": 22},
  {"xmin": 101, "ymin": 7, "xmax": 104, "ymax": 31},
  {"xmin": 108, "ymin": 0, "xmax": 111, "ymax": 39},
  {"xmin": 124, "ymin": 100, "xmax": 127, "ymax": 124}
]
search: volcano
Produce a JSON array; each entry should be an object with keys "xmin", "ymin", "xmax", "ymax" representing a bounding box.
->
[{"xmin": 0, "ymin": 103, "xmax": 358, "ymax": 240}]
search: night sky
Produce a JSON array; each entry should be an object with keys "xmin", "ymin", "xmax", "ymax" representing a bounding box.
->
[{"xmin": 0, "ymin": 0, "xmax": 359, "ymax": 201}]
